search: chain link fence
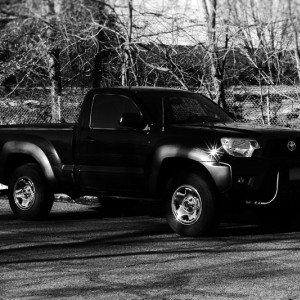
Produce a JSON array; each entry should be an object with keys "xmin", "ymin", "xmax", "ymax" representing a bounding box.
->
[
  {"xmin": 1, "ymin": 86, "xmax": 300, "ymax": 128},
  {"xmin": 0, "ymin": 88, "xmax": 87, "ymax": 125},
  {"xmin": 224, "ymin": 86, "xmax": 300, "ymax": 129}
]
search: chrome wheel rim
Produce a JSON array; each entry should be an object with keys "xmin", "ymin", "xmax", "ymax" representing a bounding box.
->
[
  {"xmin": 13, "ymin": 176, "xmax": 36, "ymax": 210},
  {"xmin": 171, "ymin": 185, "xmax": 202, "ymax": 225}
]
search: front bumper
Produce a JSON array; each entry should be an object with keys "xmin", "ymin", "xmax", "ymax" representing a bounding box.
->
[{"xmin": 223, "ymin": 157, "xmax": 300, "ymax": 205}]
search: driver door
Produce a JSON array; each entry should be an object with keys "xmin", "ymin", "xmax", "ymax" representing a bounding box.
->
[{"xmin": 75, "ymin": 93, "xmax": 149, "ymax": 193}]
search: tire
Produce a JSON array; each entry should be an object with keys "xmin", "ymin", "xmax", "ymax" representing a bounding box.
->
[
  {"xmin": 165, "ymin": 172, "xmax": 218, "ymax": 237},
  {"xmin": 8, "ymin": 163, "xmax": 54, "ymax": 220}
]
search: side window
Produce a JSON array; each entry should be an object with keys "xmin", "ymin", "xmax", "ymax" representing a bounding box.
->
[{"xmin": 90, "ymin": 94, "xmax": 141, "ymax": 129}]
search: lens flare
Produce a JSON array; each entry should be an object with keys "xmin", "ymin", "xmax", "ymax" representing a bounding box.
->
[{"xmin": 206, "ymin": 143, "xmax": 223, "ymax": 160}]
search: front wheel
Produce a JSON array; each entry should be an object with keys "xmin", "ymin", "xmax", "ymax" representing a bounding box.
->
[
  {"xmin": 8, "ymin": 164, "xmax": 54, "ymax": 220},
  {"xmin": 165, "ymin": 172, "xmax": 218, "ymax": 237}
]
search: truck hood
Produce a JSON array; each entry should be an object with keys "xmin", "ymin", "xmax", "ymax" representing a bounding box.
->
[{"xmin": 169, "ymin": 122, "xmax": 300, "ymax": 139}]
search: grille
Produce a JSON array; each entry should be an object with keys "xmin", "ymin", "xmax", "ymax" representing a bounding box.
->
[{"xmin": 264, "ymin": 138, "xmax": 300, "ymax": 158}]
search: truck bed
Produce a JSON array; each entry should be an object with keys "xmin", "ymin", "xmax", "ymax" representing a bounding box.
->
[{"xmin": 0, "ymin": 123, "xmax": 76, "ymax": 166}]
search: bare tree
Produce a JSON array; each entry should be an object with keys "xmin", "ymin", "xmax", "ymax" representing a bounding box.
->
[
  {"xmin": 199, "ymin": 0, "xmax": 230, "ymax": 108},
  {"xmin": 46, "ymin": 0, "xmax": 63, "ymax": 122},
  {"xmin": 229, "ymin": 0, "xmax": 294, "ymax": 123},
  {"xmin": 288, "ymin": 0, "xmax": 300, "ymax": 82}
]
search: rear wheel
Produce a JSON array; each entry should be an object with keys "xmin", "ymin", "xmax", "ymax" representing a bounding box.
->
[
  {"xmin": 165, "ymin": 172, "xmax": 218, "ymax": 237},
  {"xmin": 8, "ymin": 163, "xmax": 54, "ymax": 220}
]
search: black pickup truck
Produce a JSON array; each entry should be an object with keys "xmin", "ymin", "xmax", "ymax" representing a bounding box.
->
[{"xmin": 1, "ymin": 87, "xmax": 300, "ymax": 236}]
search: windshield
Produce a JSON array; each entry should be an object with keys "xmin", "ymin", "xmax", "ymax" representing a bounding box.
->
[{"xmin": 163, "ymin": 93, "xmax": 233, "ymax": 125}]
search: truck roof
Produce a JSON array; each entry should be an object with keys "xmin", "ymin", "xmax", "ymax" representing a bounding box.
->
[{"xmin": 89, "ymin": 86, "xmax": 191, "ymax": 94}]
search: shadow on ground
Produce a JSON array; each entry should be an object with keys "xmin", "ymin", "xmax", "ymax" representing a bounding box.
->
[{"xmin": 2, "ymin": 197, "xmax": 300, "ymax": 238}]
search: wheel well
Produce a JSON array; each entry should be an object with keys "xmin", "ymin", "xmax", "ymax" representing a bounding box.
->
[
  {"xmin": 3, "ymin": 154, "xmax": 37, "ymax": 184},
  {"xmin": 157, "ymin": 158, "xmax": 217, "ymax": 196}
]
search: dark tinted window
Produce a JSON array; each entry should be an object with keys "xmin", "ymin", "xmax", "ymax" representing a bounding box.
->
[
  {"xmin": 137, "ymin": 91, "xmax": 233, "ymax": 125},
  {"xmin": 90, "ymin": 94, "xmax": 141, "ymax": 129},
  {"xmin": 164, "ymin": 93, "xmax": 233, "ymax": 124}
]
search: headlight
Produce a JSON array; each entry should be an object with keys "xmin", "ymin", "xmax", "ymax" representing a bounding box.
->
[{"xmin": 221, "ymin": 138, "xmax": 260, "ymax": 157}]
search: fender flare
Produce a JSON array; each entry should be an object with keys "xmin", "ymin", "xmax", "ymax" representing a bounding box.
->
[
  {"xmin": 149, "ymin": 144, "xmax": 231, "ymax": 195},
  {"xmin": 0, "ymin": 141, "xmax": 56, "ymax": 186}
]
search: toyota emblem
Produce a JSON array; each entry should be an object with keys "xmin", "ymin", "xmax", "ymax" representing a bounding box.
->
[{"xmin": 287, "ymin": 141, "xmax": 297, "ymax": 152}]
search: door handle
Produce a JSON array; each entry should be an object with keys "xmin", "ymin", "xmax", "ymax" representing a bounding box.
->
[{"xmin": 84, "ymin": 137, "xmax": 95, "ymax": 143}]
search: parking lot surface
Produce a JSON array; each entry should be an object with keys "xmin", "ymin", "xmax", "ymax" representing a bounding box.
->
[{"xmin": 1, "ymin": 197, "xmax": 300, "ymax": 300}]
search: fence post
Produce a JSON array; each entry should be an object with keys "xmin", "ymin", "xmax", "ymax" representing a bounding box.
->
[
  {"xmin": 266, "ymin": 90, "xmax": 270, "ymax": 125},
  {"xmin": 259, "ymin": 84, "xmax": 265, "ymax": 124}
]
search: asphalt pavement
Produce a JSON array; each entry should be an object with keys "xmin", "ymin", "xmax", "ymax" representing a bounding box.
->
[{"xmin": 1, "ymin": 197, "xmax": 300, "ymax": 300}]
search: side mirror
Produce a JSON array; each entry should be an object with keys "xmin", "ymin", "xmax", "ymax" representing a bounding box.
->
[{"xmin": 119, "ymin": 113, "xmax": 147, "ymax": 129}]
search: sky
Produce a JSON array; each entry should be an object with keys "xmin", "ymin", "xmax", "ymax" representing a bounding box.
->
[
  {"xmin": 109, "ymin": 0, "xmax": 289, "ymax": 47},
  {"xmin": 111, "ymin": 0, "xmax": 207, "ymax": 45}
]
